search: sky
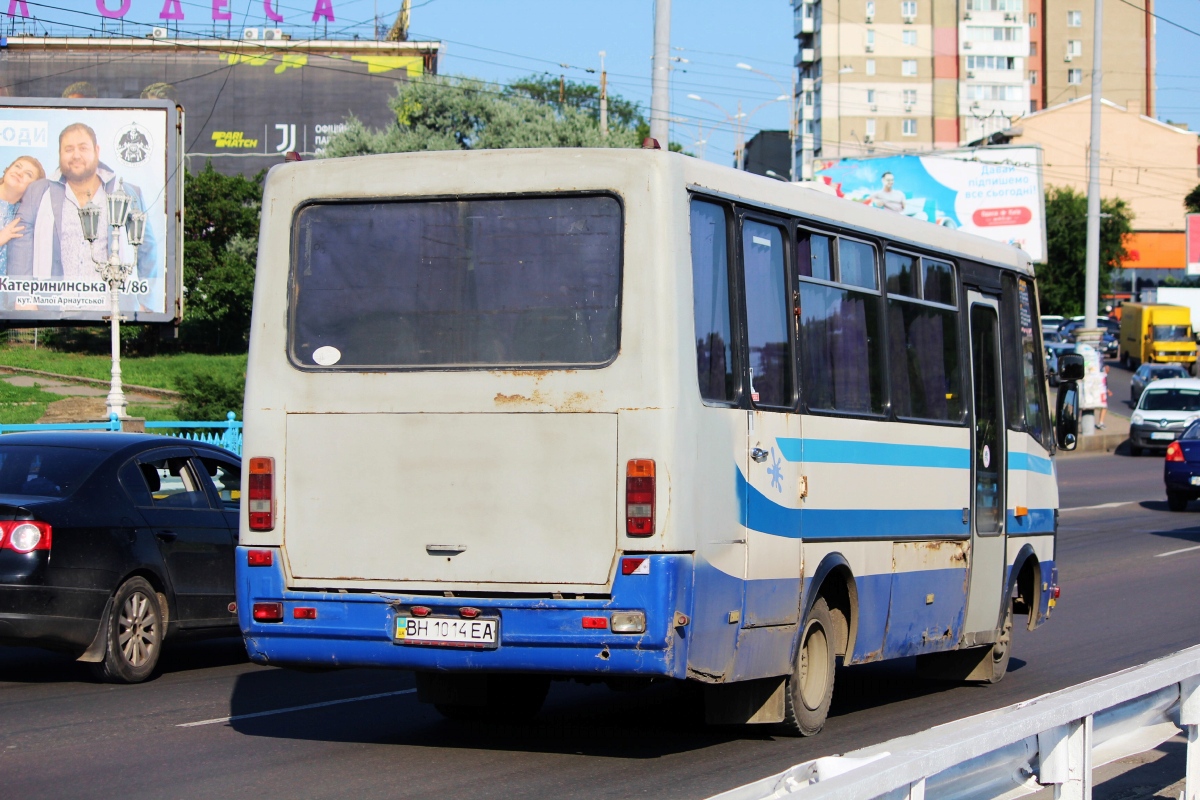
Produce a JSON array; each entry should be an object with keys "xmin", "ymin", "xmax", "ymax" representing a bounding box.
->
[{"xmin": 4, "ymin": 0, "xmax": 1198, "ymax": 167}]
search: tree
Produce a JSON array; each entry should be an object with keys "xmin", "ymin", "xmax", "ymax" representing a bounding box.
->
[
  {"xmin": 1185, "ymin": 183, "xmax": 1200, "ymax": 215},
  {"xmin": 1038, "ymin": 186, "xmax": 1134, "ymax": 316},
  {"xmin": 505, "ymin": 74, "xmax": 645, "ymax": 131},
  {"xmin": 179, "ymin": 164, "xmax": 264, "ymax": 353},
  {"xmin": 322, "ymin": 74, "xmax": 641, "ymax": 158}
]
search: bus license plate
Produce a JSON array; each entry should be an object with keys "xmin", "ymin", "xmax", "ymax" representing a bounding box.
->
[
  {"xmin": 1151, "ymin": 432, "xmax": 1176, "ymax": 441},
  {"xmin": 395, "ymin": 616, "xmax": 499, "ymax": 649}
]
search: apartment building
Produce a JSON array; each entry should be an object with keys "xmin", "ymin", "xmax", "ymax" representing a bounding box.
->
[{"xmin": 793, "ymin": 0, "xmax": 1154, "ymax": 177}]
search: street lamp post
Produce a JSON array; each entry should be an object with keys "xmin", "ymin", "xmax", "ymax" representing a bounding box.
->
[
  {"xmin": 736, "ymin": 62, "xmax": 797, "ymax": 181},
  {"xmin": 78, "ymin": 179, "xmax": 146, "ymax": 422},
  {"xmin": 687, "ymin": 93, "xmax": 787, "ymax": 172}
]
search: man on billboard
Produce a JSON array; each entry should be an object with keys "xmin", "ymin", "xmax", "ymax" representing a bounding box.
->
[
  {"xmin": 869, "ymin": 172, "xmax": 907, "ymax": 213},
  {"xmin": 7, "ymin": 122, "xmax": 157, "ymax": 280}
]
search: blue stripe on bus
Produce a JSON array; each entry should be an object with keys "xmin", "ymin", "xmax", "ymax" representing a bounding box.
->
[
  {"xmin": 1009, "ymin": 451, "xmax": 1055, "ymax": 475},
  {"xmin": 1008, "ymin": 507, "xmax": 1056, "ymax": 533},
  {"xmin": 736, "ymin": 466, "xmax": 969, "ymax": 539},
  {"xmin": 776, "ymin": 438, "xmax": 970, "ymax": 469}
]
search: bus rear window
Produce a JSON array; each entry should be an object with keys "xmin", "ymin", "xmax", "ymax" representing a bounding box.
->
[{"xmin": 289, "ymin": 195, "xmax": 622, "ymax": 369}]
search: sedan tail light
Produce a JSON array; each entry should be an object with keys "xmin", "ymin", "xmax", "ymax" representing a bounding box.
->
[
  {"xmin": 1167, "ymin": 441, "xmax": 1185, "ymax": 462},
  {"xmin": 248, "ymin": 457, "xmax": 275, "ymax": 531},
  {"xmin": 0, "ymin": 520, "xmax": 51, "ymax": 553}
]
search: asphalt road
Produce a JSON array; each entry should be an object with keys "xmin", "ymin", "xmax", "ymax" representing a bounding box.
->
[{"xmin": 3, "ymin": 452, "xmax": 1198, "ymax": 800}]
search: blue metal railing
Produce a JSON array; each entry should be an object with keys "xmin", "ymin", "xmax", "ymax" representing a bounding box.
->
[{"xmin": 0, "ymin": 411, "xmax": 244, "ymax": 456}]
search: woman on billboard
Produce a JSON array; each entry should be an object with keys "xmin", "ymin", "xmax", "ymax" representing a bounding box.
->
[{"xmin": 0, "ymin": 155, "xmax": 46, "ymax": 276}]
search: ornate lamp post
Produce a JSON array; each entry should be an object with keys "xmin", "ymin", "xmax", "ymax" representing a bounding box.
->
[{"xmin": 78, "ymin": 179, "xmax": 146, "ymax": 421}]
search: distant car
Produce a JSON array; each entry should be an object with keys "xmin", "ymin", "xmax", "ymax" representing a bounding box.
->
[
  {"xmin": 1164, "ymin": 420, "xmax": 1200, "ymax": 511},
  {"xmin": 0, "ymin": 433, "xmax": 241, "ymax": 682},
  {"xmin": 1045, "ymin": 342, "xmax": 1076, "ymax": 386},
  {"xmin": 1131, "ymin": 363, "xmax": 1190, "ymax": 405},
  {"xmin": 1043, "ymin": 330, "xmax": 1063, "ymax": 345},
  {"xmin": 1129, "ymin": 378, "xmax": 1200, "ymax": 456},
  {"xmin": 1041, "ymin": 315, "xmax": 1065, "ymax": 332}
]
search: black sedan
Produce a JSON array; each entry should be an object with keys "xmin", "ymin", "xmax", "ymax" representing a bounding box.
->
[
  {"xmin": 1165, "ymin": 421, "xmax": 1200, "ymax": 511},
  {"xmin": 0, "ymin": 433, "xmax": 241, "ymax": 682}
]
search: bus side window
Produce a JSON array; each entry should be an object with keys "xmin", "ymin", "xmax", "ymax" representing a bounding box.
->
[
  {"xmin": 741, "ymin": 219, "xmax": 792, "ymax": 407},
  {"xmin": 885, "ymin": 252, "xmax": 962, "ymax": 421},
  {"xmin": 690, "ymin": 200, "xmax": 739, "ymax": 404},
  {"xmin": 797, "ymin": 231, "xmax": 885, "ymax": 414},
  {"xmin": 1018, "ymin": 278, "xmax": 1051, "ymax": 446}
]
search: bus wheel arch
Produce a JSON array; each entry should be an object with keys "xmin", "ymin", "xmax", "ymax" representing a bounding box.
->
[
  {"xmin": 1008, "ymin": 545, "xmax": 1043, "ymax": 631},
  {"xmin": 802, "ymin": 555, "xmax": 859, "ymax": 662}
]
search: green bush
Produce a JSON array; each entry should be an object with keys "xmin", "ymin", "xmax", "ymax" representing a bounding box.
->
[{"xmin": 174, "ymin": 371, "xmax": 245, "ymax": 421}]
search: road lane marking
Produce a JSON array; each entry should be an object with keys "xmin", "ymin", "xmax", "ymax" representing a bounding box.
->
[
  {"xmin": 1155, "ymin": 544, "xmax": 1200, "ymax": 558},
  {"xmin": 178, "ymin": 688, "xmax": 417, "ymax": 728},
  {"xmin": 1059, "ymin": 501, "xmax": 1136, "ymax": 513}
]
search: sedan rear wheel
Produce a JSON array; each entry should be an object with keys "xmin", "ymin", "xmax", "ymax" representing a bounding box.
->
[
  {"xmin": 90, "ymin": 577, "xmax": 163, "ymax": 684},
  {"xmin": 1168, "ymin": 490, "xmax": 1190, "ymax": 512}
]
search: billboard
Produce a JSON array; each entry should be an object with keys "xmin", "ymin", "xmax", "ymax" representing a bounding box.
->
[
  {"xmin": 1188, "ymin": 214, "xmax": 1200, "ymax": 276},
  {"xmin": 0, "ymin": 40, "xmax": 435, "ymax": 176},
  {"xmin": 0, "ymin": 98, "xmax": 182, "ymax": 323},
  {"xmin": 812, "ymin": 146, "xmax": 1047, "ymax": 262}
]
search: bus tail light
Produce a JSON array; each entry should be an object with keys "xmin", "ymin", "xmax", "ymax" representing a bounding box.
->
[
  {"xmin": 0, "ymin": 520, "xmax": 51, "ymax": 553},
  {"xmin": 248, "ymin": 457, "xmax": 275, "ymax": 531},
  {"xmin": 246, "ymin": 549, "xmax": 273, "ymax": 567},
  {"xmin": 252, "ymin": 602, "xmax": 283, "ymax": 622},
  {"xmin": 626, "ymin": 459, "xmax": 655, "ymax": 536},
  {"xmin": 611, "ymin": 611, "xmax": 646, "ymax": 633},
  {"xmin": 1167, "ymin": 442, "xmax": 1185, "ymax": 462}
]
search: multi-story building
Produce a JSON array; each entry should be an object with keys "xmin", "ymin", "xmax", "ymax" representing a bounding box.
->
[{"xmin": 793, "ymin": 0, "xmax": 1154, "ymax": 177}]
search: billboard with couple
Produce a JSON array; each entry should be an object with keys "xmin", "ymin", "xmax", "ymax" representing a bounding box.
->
[{"xmin": 0, "ymin": 99, "xmax": 182, "ymax": 323}]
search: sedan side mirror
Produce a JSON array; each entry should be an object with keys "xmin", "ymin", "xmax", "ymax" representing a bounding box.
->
[
  {"xmin": 1058, "ymin": 353, "xmax": 1084, "ymax": 383},
  {"xmin": 1056, "ymin": 381, "xmax": 1080, "ymax": 451}
]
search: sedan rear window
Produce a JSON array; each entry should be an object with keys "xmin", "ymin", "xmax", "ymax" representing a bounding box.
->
[
  {"xmin": 0, "ymin": 445, "xmax": 108, "ymax": 497},
  {"xmin": 1141, "ymin": 389, "xmax": 1200, "ymax": 412},
  {"xmin": 290, "ymin": 195, "xmax": 623, "ymax": 369}
]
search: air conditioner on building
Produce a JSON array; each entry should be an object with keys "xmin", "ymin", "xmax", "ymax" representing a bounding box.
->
[
  {"xmin": 963, "ymin": 41, "xmax": 972, "ymax": 49},
  {"xmin": 870, "ymin": 104, "xmax": 878, "ymax": 112},
  {"xmin": 866, "ymin": 43, "xmax": 874, "ymax": 52},
  {"xmin": 1064, "ymin": 54, "xmax": 1072, "ymax": 62},
  {"xmin": 966, "ymin": 70, "xmax": 975, "ymax": 78},
  {"xmin": 865, "ymin": 13, "xmax": 874, "ymax": 22},
  {"xmin": 904, "ymin": 104, "xmax": 913, "ymax": 112},
  {"xmin": 1004, "ymin": 12, "xmax": 1016, "ymax": 20},
  {"xmin": 242, "ymin": 27, "xmax": 261, "ymax": 39},
  {"xmin": 963, "ymin": 11, "xmax": 972, "ymax": 19},
  {"xmin": 864, "ymin": 134, "xmax": 874, "ymax": 143},
  {"xmin": 903, "ymin": 14, "xmax": 915, "ymax": 23},
  {"xmin": 263, "ymin": 28, "xmax": 284, "ymax": 40},
  {"xmin": 150, "ymin": 26, "xmax": 168, "ymax": 38}
]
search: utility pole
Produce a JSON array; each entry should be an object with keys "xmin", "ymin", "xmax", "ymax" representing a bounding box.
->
[
  {"xmin": 790, "ymin": 68, "xmax": 797, "ymax": 181},
  {"xmin": 735, "ymin": 99, "xmax": 745, "ymax": 170},
  {"xmin": 1079, "ymin": 0, "xmax": 1104, "ymax": 437},
  {"xmin": 1084, "ymin": 0, "xmax": 1103, "ymax": 332},
  {"xmin": 559, "ymin": 74, "xmax": 565, "ymax": 105},
  {"xmin": 650, "ymin": 0, "xmax": 671, "ymax": 144},
  {"xmin": 599, "ymin": 50, "xmax": 608, "ymax": 138}
]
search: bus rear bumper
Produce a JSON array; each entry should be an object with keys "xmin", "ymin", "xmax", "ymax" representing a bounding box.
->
[{"xmin": 236, "ymin": 549, "xmax": 693, "ymax": 679}]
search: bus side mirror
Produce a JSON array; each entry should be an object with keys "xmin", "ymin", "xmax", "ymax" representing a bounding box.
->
[
  {"xmin": 1058, "ymin": 353, "xmax": 1084, "ymax": 382},
  {"xmin": 1056, "ymin": 381, "xmax": 1080, "ymax": 451}
]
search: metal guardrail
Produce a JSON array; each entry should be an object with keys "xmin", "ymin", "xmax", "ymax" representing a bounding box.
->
[
  {"xmin": 710, "ymin": 645, "xmax": 1200, "ymax": 800},
  {"xmin": 0, "ymin": 411, "xmax": 243, "ymax": 455}
]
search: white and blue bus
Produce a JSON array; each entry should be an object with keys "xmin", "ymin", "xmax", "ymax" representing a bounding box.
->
[{"xmin": 236, "ymin": 147, "xmax": 1078, "ymax": 733}]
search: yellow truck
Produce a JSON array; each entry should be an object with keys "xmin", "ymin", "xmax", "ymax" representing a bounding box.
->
[{"xmin": 1119, "ymin": 303, "xmax": 1198, "ymax": 368}]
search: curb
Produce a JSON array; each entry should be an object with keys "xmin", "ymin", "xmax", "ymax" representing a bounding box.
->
[{"xmin": 0, "ymin": 365, "xmax": 181, "ymax": 399}]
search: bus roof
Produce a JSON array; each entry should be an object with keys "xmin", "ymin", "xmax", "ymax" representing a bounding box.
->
[{"xmin": 268, "ymin": 147, "xmax": 1034, "ymax": 277}]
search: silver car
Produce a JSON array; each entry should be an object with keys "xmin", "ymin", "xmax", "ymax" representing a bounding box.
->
[{"xmin": 1129, "ymin": 378, "xmax": 1200, "ymax": 455}]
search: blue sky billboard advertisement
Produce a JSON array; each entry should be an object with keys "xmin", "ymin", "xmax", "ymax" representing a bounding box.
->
[
  {"xmin": 812, "ymin": 146, "xmax": 1046, "ymax": 263},
  {"xmin": 0, "ymin": 98, "xmax": 182, "ymax": 323}
]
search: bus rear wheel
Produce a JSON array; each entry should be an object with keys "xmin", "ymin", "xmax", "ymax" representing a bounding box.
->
[{"xmin": 781, "ymin": 597, "xmax": 836, "ymax": 736}]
